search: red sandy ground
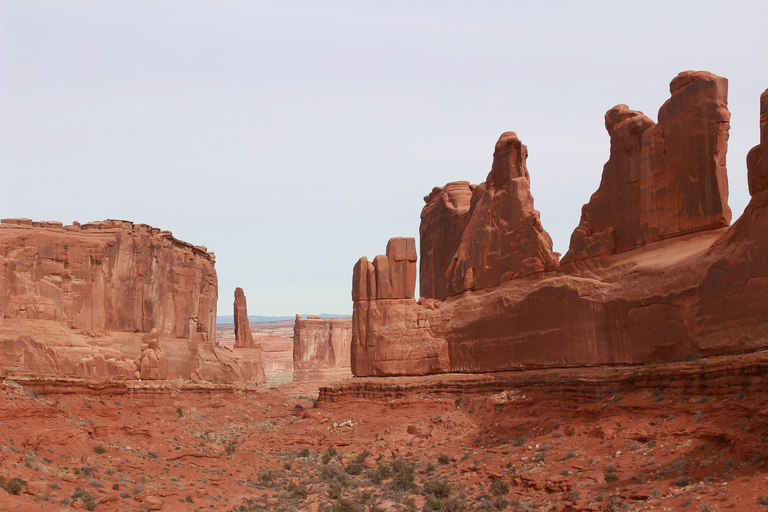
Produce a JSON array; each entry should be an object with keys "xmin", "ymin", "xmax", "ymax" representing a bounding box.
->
[{"xmin": 2, "ymin": 352, "xmax": 768, "ymax": 511}]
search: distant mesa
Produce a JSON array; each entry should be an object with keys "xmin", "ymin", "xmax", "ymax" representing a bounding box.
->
[
  {"xmin": 293, "ymin": 314, "xmax": 352, "ymax": 382},
  {"xmin": 352, "ymin": 71, "xmax": 768, "ymax": 377}
]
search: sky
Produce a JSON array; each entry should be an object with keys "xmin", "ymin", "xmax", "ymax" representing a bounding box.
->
[{"xmin": 1, "ymin": 1, "xmax": 767, "ymax": 317}]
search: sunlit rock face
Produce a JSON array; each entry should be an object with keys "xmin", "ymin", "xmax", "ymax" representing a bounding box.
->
[
  {"xmin": 293, "ymin": 315, "xmax": 352, "ymax": 382},
  {"xmin": 351, "ymin": 72, "xmax": 768, "ymax": 378}
]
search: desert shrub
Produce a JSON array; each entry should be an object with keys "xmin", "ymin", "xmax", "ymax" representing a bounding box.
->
[
  {"xmin": 323, "ymin": 499, "xmax": 361, "ymax": 512},
  {"xmin": 294, "ymin": 447, "xmax": 310, "ymax": 458},
  {"xmin": 258, "ymin": 470, "xmax": 276, "ymax": 487},
  {"xmin": 322, "ymin": 446, "xmax": 338, "ymax": 465},
  {"xmin": 437, "ymin": 454, "xmax": 451, "ymax": 465},
  {"xmin": 345, "ymin": 461, "xmax": 364, "ymax": 475},
  {"xmin": 176, "ymin": 407, "xmax": 184, "ymax": 418},
  {"xmin": 75, "ymin": 466, "xmax": 95, "ymax": 478},
  {"xmin": 286, "ymin": 482, "xmax": 309, "ymax": 500},
  {"xmin": 424, "ymin": 479, "xmax": 452, "ymax": 499},
  {"xmin": 758, "ymin": 496, "xmax": 768, "ymax": 505},
  {"xmin": 424, "ymin": 496, "xmax": 466, "ymax": 512},
  {"xmin": 147, "ymin": 450, "xmax": 159, "ymax": 459},
  {"xmin": 675, "ymin": 476, "xmax": 691, "ymax": 487},
  {"xmin": 71, "ymin": 487, "xmax": 97, "ymax": 511},
  {"xmin": 112, "ymin": 483, "xmax": 119, "ymax": 490},
  {"xmin": 185, "ymin": 495, "xmax": 193, "ymax": 503},
  {"xmin": 489, "ymin": 479, "xmax": 508, "ymax": 497},
  {"xmin": 390, "ymin": 460, "xmax": 416, "ymax": 492},
  {"xmin": 226, "ymin": 441, "xmax": 237, "ymax": 456},
  {"xmin": 2, "ymin": 477, "xmax": 26, "ymax": 495},
  {"xmin": 93, "ymin": 445, "xmax": 106, "ymax": 455}
]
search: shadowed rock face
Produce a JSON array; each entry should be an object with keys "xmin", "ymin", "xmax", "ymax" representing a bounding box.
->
[
  {"xmin": 419, "ymin": 182, "xmax": 473, "ymax": 301},
  {"xmin": 293, "ymin": 315, "xmax": 352, "ymax": 382},
  {"xmin": 351, "ymin": 73, "xmax": 768, "ymax": 377},
  {"xmin": 563, "ymin": 71, "xmax": 732, "ymax": 263}
]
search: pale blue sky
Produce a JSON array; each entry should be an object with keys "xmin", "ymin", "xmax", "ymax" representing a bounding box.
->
[{"xmin": 1, "ymin": 1, "xmax": 766, "ymax": 316}]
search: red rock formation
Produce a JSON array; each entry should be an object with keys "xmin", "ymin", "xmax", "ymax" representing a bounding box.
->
[
  {"xmin": 419, "ymin": 181, "xmax": 472, "ymax": 300},
  {"xmin": 352, "ymin": 238, "xmax": 449, "ymax": 377},
  {"xmin": 352, "ymin": 237, "xmax": 416, "ymax": 301},
  {"xmin": 0, "ymin": 219, "xmax": 265, "ymax": 384},
  {"xmin": 292, "ymin": 315, "xmax": 352, "ymax": 382},
  {"xmin": 0, "ymin": 219, "xmax": 217, "ymax": 341},
  {"xmin": 563, "ymin": 71, "xmax": 732, "ymax": 262},
  {"xmin": 445, "ymin": 132, "xmax": 558, "ymax": 295},
  {"xmin": 135, "ymin": 328, "xmax": 168, "ymax": 380},
  {"xmin": 233, "ymin": 287, "xmax": 256, "ymax": 348},
  {"xmin": 351, "ymin": 73, "xmax": 768, "ymax": 378},
  {"xmin": 747, "ymin": 89, "xmax": 768, "ymax": 195}
]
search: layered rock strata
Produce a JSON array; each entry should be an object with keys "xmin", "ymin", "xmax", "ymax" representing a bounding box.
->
[
  {"xmin": 0, "ymin": 219, "xmax": 217, "ymax": 341},
  {"xmin": 0, "ymin": 219, "xmax": 264, "ymax": 384},
  {"xmin": 351, "ymin": 73, "xmax": 768, "ymax": 377},
  {"xmin": 293, "ymin": 315, "xmax": 352, "ymax": 382}
]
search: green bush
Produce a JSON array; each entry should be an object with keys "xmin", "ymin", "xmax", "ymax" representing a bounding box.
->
[{"xmin": 94, "ymin": 445, "xmax": 106, "ymax": 455}]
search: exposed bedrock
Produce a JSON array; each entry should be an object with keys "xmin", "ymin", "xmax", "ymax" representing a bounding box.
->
[{"xmin": 351, "ymin": 73, "xmax": 768, "ymax": 377}]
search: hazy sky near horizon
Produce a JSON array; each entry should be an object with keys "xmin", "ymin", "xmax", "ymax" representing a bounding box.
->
[{"xmin": 2, "ymin": 1, "xmax": 767, "ymax": 317}]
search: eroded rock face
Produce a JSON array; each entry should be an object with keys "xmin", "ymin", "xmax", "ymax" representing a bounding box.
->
[
  {"xmin": 747, "ymin": 89, "xmax": 768, "ymax": 195},
  {"xmin": 233, "ymin": 287, "xmax": 256, "ymax": 348},
  {"xmin": 135, "ymin": 328, "xmax": 168, "ymax": 380},
  {"xmin": 293, "ymin": 315, "xmax": 352, "ymax": 382},
  {"xmin": 445, "ymin": 132, "xmax": 559, "ymax": 295},
  {"xmin": 563, "ymin": 71, "xmax": 732, "ymax": 262},
  {"xmin": 419, "ymin": 182, "xmax": 473, "ymax": 301},
  {"xmin": 0, "ymin": 219, "xmax": 270, "ymax": 383},
  {"xmin": 352, "ymin": 238, "xmax": 416, "ymax": 301},
  {"xmin": 0, "ymin": 219, "xmax": 217, "ymax": 342},
  {"xmin": 351, "ymin": 73, "xmax": 768, "ymax": 377}
]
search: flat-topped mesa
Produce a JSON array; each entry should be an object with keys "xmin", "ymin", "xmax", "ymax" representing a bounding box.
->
[
  {"xmin": 293, "ymin": 315, "xmax": 352, "ymax": 382},
  {"xmin": 419, "ymin": 181, "xmax": 473, "ymax": 301},
  {"xmin": 563, "ymin": 70, "xmax": 732, "ymax": 262},
  {"xmin": 444, "ymin": 132, "xmax": 559, "ymax": 296},
  {"xmin": 0, "ymin": 218, "xmax": 217, "ymax": 342},
  {"xmin": 233, "ymin": 287, "xmax": 256, "ymax": 348},
  {"xmin": 352, "ymin": 237, "xmax": 417, "ymax": 301},
  {"xmin": 747, "ymin": 89, "xmax": 768, "ymax": 195}
]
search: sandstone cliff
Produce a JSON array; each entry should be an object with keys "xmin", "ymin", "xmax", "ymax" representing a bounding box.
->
[
  {"xmin": 0, "ymin": 219, "xmax": 264, "ymax": 384},
  {"xmin": 563, "ymin": 71, "xmax": 731, "ymax": 262},
  {"xmin": 351, "ymin": 72, "xmax": 768, "ymax": 377},
  {"xmin": 293, "ymin": 315, "xmax": 352, "ymax": 382},
  {"xmin": 0, "ymin": 218, "xmax": 217, "ymax": 341}
]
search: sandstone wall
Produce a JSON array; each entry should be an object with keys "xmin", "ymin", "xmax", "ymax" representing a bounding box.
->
[
  {"xmin": 351, "ymin": 73, "xmax": 768, "ymax": 377},
  {"xmin": 293, "ymin": 315, "xmax": 352, "ymax": 382},
  {"xmin": 0, "ymin": 219, "xmax": 217, "ymax": 342}
]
